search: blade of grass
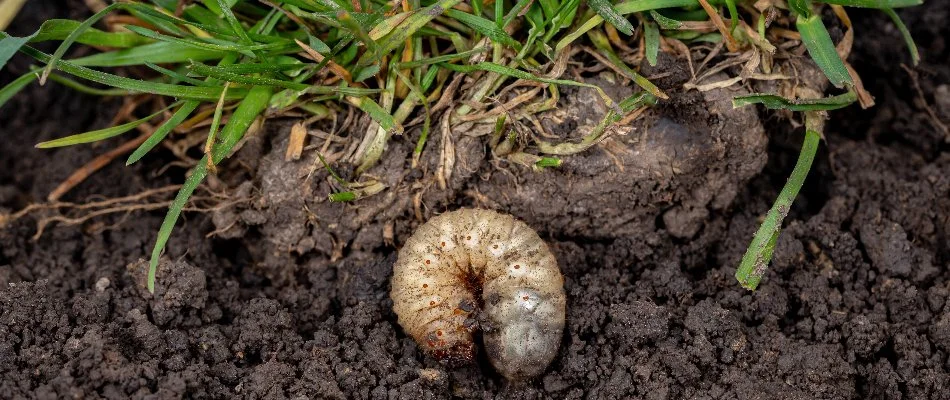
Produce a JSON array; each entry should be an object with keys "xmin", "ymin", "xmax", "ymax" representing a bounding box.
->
[
  {"xmin": 40, "ymin": 3, "xmax": 121, "ymax": 84},
  {"xmin": 356, "ymin": 0, "xmax": 462, "ymax": 66},
  {"xmin": 126, "ymin": 101, "xmax": 201, "ymax": 165},
  {"xmin": 817, "ymin": 0, "xmax": 921, "ymax": 7},
  {"xmin": 733, "ymin": 91, "xmax": 856, "ymax": 111},
  {"xmin": 395, "ymin": 46, "xmax": 488, "ymax": 68},
  {"xmin": 502, "ymin": 0, "xmax": 536, "ymax": 28},
  {"xmin": 203, "ymin": 82, "xmax": 231, "ymax": 172},
  {"xmin": 724, "ymin": 0, "xmax": 738, "ymax": 31},
  {"xmin": 145, "ymin": 62, "xmax": 215, "ymax": 86},
  {"xmin": 0, "ymin": 70, "xmax": 37, "ymax": 109},
  {"xmin": 30, "ymin": 19, "xmax": 151, "ymax": 48},
  {"xmin": 588, "ymin": 0, "xmax": 636, "ymax": 35},
  {"xmin": 188, "ymin": 60, "xmax": 378, "ymax": 95},
  {"xmin": 68, "ymin": 41, "xmax": 228, "ymax": 67},
  {"xmin": 555, "ymin": 0, "xmax": 697, "ymax": 53},
  {"xmin": 147, "ymin": 85, "xmax": 273, "ymax": 293},
  {"xmin": 44, "ymin": 72, "xmax": 137, "ymax": 96},
  {"xmin": 12, "ymin": 42, "xmax": 247, "ymax": 100},
  {"xmin": 736, "ymin": 114, "xmax": 822, "ymax": 290},
  {"xmin": 130, "ymin": 53, "xmax": 240, "ymax": 164},
  {"xmin": 795, "ymin": 9, "xmax": 854, "ymax": 88},
  {"xmin": 0, "ymin": 31, "xmax": 37, "ymax": 71},
  {"xmin": 439, "ymin": 61, "xmax": 618, "ymax": 109},
  {"xmin": 126, "ymin": 5, "xmax": 187, "ymax": 36},
  {"xmin": 346, "ymin": 95, "xmax": 403, "ymax": 135},
  {"xmin": 337, "ymin": 9, "xmax": 379, "ymax": 54},
  {"xmin": 644, "ymin": 21, "xmax": 660, "ymax": 66},
  {"xmin": 588, "ymin": 30, "xmax": 668, "ymax": 99},
  {"xmin": 123, "ymin": 25, "xmax": 281, "ymax": 53},
  {"xmin": 537, "ymin": 91, "xmax": 655, "ymax": 154},
  {"xmin": 216, "ymin": 0, "xmax": 255, "ymax": 43},
  {"xmin": 650, "ymin": 10, "xmax": 683, "ymax": 29},
  {"xmin": 36, "ymin": 104, "xmax": 178, "ymax": 148},
  {"xmin": 882, "ymin": 8, "xmax": 919, "ymax": 66},
  {"xmin": 444, "ymin": 9, "xmax": 520, "ymax": 48}
]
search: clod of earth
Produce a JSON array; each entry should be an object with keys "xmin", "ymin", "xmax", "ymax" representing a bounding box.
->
[{"xmin": 390, "ymin": 208, "xmax": 566, "ymax": 381}]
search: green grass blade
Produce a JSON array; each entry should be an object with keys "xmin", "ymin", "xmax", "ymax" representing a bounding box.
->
[
  {"xmin": 588, "ymin": 30, "xmax": 667, "ymax": 99},
  {"xmin": 337, "ymin": 10, "xmax": 379, "ymax": 55},
  {"xmin": 817, "ymin": 0, "xmax": 921, "ymax": 7},
  {"xmin": 188, "ymin": 61, "xmax": 375, "ymax": 95},
  {"xmin": 15, "ymin": 43, "xmax": 246, "ymax": 101},
  {"xmin": 882, "ymin": 8, "xmax": 919, "ymax": 65},
  {"xmin": 216, "ymin": 0, "xmax": 255, "ymax": 43},
  {"xmin": 36, "ymin": 104, "xmax": 175, "ymax": 148},
  {"xmin": 733, "ymin": 91, "xmax": 856, "ymax": 111},
  {"xmin": 68, "ymin": 41, "xmax": 228, "ymax": 67},
  {"xmin": 644, "ymin": 21, "xmax": 660, "ymax": 66},
  {"xmin": 30, "ymin": 19, "xmax": 151, "ymax": 48},
  {"xmin": 502, "ymin": 0, "xmax": 536, "ymax": 28},
  {"xmin": 444, "ymin": 9, "xmax": 520, "ymax": 48},
  {"xmin": 209, "ymin": 62, "xmax": 307, "ymax": 74},
  {"xmin": 440, "ymin": 61, "xmax": 617, "ymax": 108},
  {"xmin": 736, "ymin": 125, "xmax": 821, "ymax": 290},
  {"xmin": 588, "ymin": 0, "xmax": 635, "ymax": 35},
  {"xmin": 724, "ymin": 0, "xmax": 738, "ymax": 31},
  {"xmin": 44, "ymin": 73, "xmax": 136, "ymax": 96},
  {"xmin": 353, "ymin": 64, "xmax": 380, "ymax": 82},
  {"xmin": 555, "ymin": 0, "xmax": 697, "ymax": 53},
  {"xmin": 148, "ymin": 159, "xmax": 208, "ymax": 293},
  {"xmin": 395, "ymin": 46, "xmax": 489, "ymax": 68},
  {"xmin": 0, "ymin": 31, "xmax": 38, "ymax": 71},
  {"xmin": 127, "ymin": 101, "xmax": 201, "ymax": 165},
  {"xmin": 147, "ymin": 85, "xmax": 273, "ymax": 293},
  {"xmin": 145, "ymin": 62, "xmax": 215, "ymax": 86},
  {"xmin": 356, "ymin": 0, "xmax": 462, "ymax": 66},
  {"xmin": 127, "ymin": 5, "xmax": 187, "ymax": 36},
  {"xmin": 796, "ymin": 13, "xmax": 853, "ymax": 88},
  {"xmin": 41, "ymin": 3, "xmax": 120, "ymax": 84},
  {"xmin": 346, "ymin": 95, "xmax": 403, "ymax": 135},
  {"xmin": 650, "ymin": 10, "xmax": 683, "ymax": 29},
  {"xmin": 203, "ymin": 0, "xmax": 240, "ymax": 15},
  {"xmin": 203, "ymin": 83, "xmax": 230, "ymax": 160},
  {"xmin": 123, "ymin": 25, "xmax": 278, "ymax": 53},
  {"xmin": 0, "ymin": 70, "xmax": 38, "ymax": 109},
  {"xmin": 188, "ymin": 60, "xmax": 310, "ymax": 90}
]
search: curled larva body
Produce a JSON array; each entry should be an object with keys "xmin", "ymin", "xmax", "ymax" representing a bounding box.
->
[{"xmin": 391, "ymin": 208, "xmax": 566, "ymax": 380}]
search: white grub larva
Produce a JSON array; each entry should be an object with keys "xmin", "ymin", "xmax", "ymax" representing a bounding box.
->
[{"xmin": 391, "ymin": 208, "xmax": 566, "ymax": 380}]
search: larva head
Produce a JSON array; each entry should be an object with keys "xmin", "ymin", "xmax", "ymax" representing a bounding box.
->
[
  {"xmin": 482, "ymin": 287, "xmax": 566, "ymax": 381},
  {"xmin": 423, "ymin": 326, "xmax": 478, "ymax": 365}
]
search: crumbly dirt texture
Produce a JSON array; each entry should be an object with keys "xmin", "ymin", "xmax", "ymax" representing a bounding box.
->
[{"xmin": 2, "ymin": 2, "xmax": 949, "ymax": 399}]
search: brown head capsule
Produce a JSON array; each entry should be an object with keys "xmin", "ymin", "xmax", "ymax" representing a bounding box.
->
[{"xmin": 390, "ymin": 208, "xmax": 566, "ymax": 380}]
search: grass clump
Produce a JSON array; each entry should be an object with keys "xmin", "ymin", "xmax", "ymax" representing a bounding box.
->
[{"xmin": 0, "ymin": 0, "xmax": 923, "ymax": 291}]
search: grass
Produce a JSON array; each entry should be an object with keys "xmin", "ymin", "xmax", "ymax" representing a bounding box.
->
[{"xmin": 0, "ymin": 0, "xmax": 923, "ymax": 292}]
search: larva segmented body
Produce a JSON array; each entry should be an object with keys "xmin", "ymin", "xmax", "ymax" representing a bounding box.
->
[{"xmin": 391, "ymin": 208, "xmax": 566, "ymax": 380}]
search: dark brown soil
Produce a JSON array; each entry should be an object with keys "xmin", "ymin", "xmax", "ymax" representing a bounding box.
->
[{"xmin": 1, "ymin": 1, "xmax": 948, "ymax": 399}]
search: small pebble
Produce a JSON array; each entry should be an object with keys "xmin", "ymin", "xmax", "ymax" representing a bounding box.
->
[{"xmin": 95, "ymin": 277, "xmax": 111, "ymax": 292}]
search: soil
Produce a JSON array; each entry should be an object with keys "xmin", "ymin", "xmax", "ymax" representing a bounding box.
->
[{"xmin": 1, "ymin": 1, "xmax": 948, "ymax": 399}]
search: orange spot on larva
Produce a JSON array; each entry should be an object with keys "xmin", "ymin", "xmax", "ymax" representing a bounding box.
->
[
  {"xmin": 466, "ymin": 235, "xmax": 471, "ymax": 240},
  {"xmin": 422, "ymin": 284, "xmax": 428, "ymax": 288},
  {"xmin": 514, "ymin": 264, "xmax": 520, "ymax": 269},
  {"xmin": 440, "ymin": 241, "xmax": 446, "ymax": 247},
  {"xmin": 425, "ymin": 259, "xmax": 431, "ymax": 265},
  {"xmin": 430, "ymin": 301, "xmax": 436, "ymax": 306},
  {"xmin": 523, "ymin": 296, "xmax": 529, "ymax": 301},
  {"xmin": 436, "ymin": 330, "xmax": 443, "ymax": 336}
]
